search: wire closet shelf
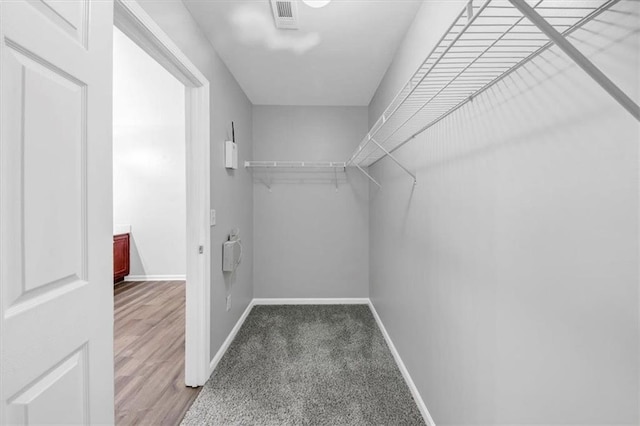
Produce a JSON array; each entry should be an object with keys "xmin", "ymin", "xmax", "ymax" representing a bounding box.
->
[
  {"xmin": 245, "ymin": 161, "xmax": 347, "ymax": 169},
  {"xmin": 347, "ymin": 0, "xmax": 637, "ymax": 169}
]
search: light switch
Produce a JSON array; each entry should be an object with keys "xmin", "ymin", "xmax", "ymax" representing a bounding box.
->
[{"xmin": 210, "ymin": 209, "xmax": 216, "ymax": 226}]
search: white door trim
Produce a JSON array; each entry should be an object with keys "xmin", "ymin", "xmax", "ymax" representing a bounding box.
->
[{"xmin": 114, "ymin": 0, "xmax": 211, "ymax": 387}]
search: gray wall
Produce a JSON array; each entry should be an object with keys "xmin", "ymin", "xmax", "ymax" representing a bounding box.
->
[
  {"xmin": 253, "ymin": 106, "xmax": 369, "ymax": 298},
  {"xmin": 367, "ymin": 1, "xmax": 640, "ymax": 425},
  {"xmin": 137, "ymin": 0, "xmax": 254, "ymax": 361}
]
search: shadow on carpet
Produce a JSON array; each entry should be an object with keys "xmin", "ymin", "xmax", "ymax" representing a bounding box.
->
[{"xmin": 181, "ymin": 305, "xmax": 425, "ymax": 425}]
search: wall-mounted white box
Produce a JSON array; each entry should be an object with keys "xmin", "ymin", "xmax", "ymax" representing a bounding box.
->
[
  {"xmin": 223, "ymin": 240, "xmax": 242, "ymax": 272},
  {"xmin": 225, "ymin": 141, "xmax": 238, "ymax": 169}
]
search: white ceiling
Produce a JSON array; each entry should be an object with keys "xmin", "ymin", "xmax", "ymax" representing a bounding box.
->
[{"xmin": 183, "ymin": 0, "xmax": 422, "ymax": 106}]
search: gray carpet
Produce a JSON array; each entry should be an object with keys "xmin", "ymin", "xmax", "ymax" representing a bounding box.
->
[{"xmin": 181, "ymin": 304, "xmax": 425, "ymax": 425}]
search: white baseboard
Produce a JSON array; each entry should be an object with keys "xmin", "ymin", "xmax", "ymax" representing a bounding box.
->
[
  {"xmin": 253, "ymin": 297, "xmax": 370, "ymax": 305},
  {"xmin": 368, "ymin": 300, "xmax": 435, "ymax": 426},
  {"xmin": 209, "ymin": 300, "xmax": 255, "ymax": 375},
  {"xmin": 125, "ymin": 274, "xmax": 186, "ymax": 281}
]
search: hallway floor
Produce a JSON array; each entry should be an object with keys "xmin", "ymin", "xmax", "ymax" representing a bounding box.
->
[{"xmin": 114, "ymin": 280, "xmax": 200, "ymax": 425}]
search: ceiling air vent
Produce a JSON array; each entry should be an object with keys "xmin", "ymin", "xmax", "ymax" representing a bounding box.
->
[{"xmin": 270, "ymin": 0, "xmax": 299, "ymax": 30}]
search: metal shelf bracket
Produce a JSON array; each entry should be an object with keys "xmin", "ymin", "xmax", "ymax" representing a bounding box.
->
[
  {"xmin": 508, "ymin": 0, "xmax": 640, "ymax": 121},
  {"xmin": 355, "ymin": 164, "xmax": 382, "ymax": 189},
  {"xmin": 370, "ymin": 138, "xmax": 417, "ymax": 185},
  {"xmin": 259, "ymin": 178, "xmax": 272, "ymax": 192}
]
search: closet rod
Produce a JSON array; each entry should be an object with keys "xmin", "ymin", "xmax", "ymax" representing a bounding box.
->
[{"xmin": 508, "ymin": 0, "xmax": 640, "ymax": 121}]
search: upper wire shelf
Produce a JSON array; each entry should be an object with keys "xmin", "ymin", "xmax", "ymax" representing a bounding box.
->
[{"xmin": 348, "ymin": 0, "xmax": 629, "ymax": 168}]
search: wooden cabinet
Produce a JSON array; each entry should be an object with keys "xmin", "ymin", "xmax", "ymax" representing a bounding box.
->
[{"xmin": 114, "ymin": 233, "xmax": 130, "ymax": 283}]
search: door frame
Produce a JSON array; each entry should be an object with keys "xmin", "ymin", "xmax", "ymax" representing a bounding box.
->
[{"xmin": 114, "ymin": 0, "xmax": 211, "ymax": 387}]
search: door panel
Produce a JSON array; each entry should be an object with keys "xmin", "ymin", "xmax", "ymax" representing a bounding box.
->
[
  {"xmin": 5, "ymin": 43, "xmax": 86, "ymax": 299},
  {"xmin": 27, "ymin": 0, "xmax": 89, "ymax": 47},
  {"xmin": 6, "ymin": 345, "xmax": 88, "ymax": 425},
  {"xmin": 1, "ymin": 0, "xmax": 115, "ymax": 424}
]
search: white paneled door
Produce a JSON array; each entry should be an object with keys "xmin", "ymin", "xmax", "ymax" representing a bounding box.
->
[{"xmin": 1, "ymin": 1, "xmax": 115, "ymax": 424}]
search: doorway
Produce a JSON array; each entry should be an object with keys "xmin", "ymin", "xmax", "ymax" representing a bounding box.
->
[
  {"xmin": 113, "ymin": 0, "xmax": 212, "ymax": 397},
  {"xmin": 113, "ymin": 25, "xmax": 186, "ymax": 284},
  {"xmin": 112, "ymin": 24, "xmax": 194, "ymax": 423}
]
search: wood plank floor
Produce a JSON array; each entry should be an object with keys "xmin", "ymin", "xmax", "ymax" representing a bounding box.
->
[{"xmin": 114, "ymin": 280, "xmax": 200, "ymax": 425}]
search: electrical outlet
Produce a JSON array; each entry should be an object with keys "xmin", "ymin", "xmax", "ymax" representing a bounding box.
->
[
  {"xmin": 226, "ymin": 294, "xmax": 232, "ymax": 311},
  {"xmin": 210, "ymin": 209, "xmax": 216, "ymax": 226}
]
